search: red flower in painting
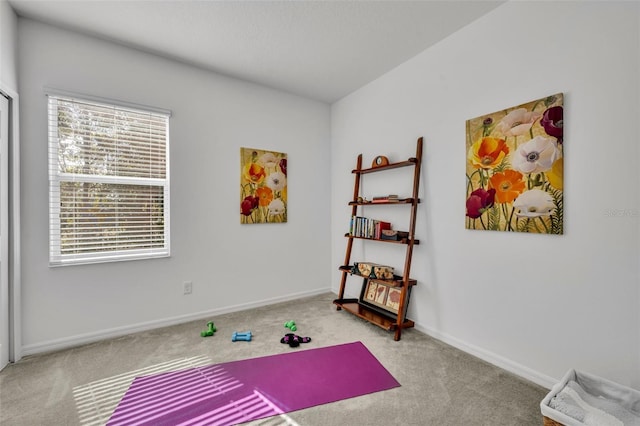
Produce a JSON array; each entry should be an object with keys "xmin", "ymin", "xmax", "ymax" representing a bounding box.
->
[
  {"xmin": 466, "ymin": 188, "xmax": 496, "ymax": 219},
  {"xmin": 240, "ymin": 195, "xmax": 259, "ymax": 216},
  {"xmin": 279, "ymin": 158, "xmax": 287, "ymax": 176},
  {"xmin": 541, "ymin": 106, "xmax": 563, "ymax": 144}
]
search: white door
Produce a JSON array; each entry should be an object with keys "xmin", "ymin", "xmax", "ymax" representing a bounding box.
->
[{"xmin": 0, "ymin": 94, "xmax": 9, "ymax": 370}]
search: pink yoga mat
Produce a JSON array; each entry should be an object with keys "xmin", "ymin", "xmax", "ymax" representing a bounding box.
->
[{"xmin": 107, "ymin": 341, "xmax": 399, "ymax": 426}]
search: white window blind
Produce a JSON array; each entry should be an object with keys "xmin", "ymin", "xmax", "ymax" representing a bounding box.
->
[{"xmin": 48, "ymin": 92, "xmax": 170, "ymax": 266}]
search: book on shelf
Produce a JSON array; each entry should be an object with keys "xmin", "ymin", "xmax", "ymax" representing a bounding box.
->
[
  {"xmin": 375, "ymin": 221, "xmax": 391, "ymax": 239},
  {"xmin": 371, "ymin": 194, "xmax": 400, "ymax": 203},
  {"xmin": 349, "ymin": 215, "xmax": 391, "ymax": 239}
]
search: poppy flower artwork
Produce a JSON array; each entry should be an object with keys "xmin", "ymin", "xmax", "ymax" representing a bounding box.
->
[
  {"xmin": 465, "ymin": 93, "xmax": 563, "ymax": 234},
  {"xmin": 240, "ymin": 147, "xmax": 287, "ymax": 224}
]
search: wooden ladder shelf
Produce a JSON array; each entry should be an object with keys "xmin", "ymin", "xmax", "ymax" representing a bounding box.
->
[{"xmin": 334, "ymin": 137, "xmax": 422, "ymax": 341}]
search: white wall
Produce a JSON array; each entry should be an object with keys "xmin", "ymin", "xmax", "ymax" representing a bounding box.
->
[
  {"xmin": 18, "ymin": 19, "xmax": 332, "ymax": 354},
  {"xmin": 0, "ymin": 0, "xmax": 17, "ymax": 90},
  {"xmin": 332, "ymin": 1, "xmax": 640, "ymax": 389}
]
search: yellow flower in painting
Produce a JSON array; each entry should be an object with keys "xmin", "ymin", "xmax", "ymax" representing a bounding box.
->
[
  {"xmin": 243, "ymin": 162, "xmax": 266, "ymax": 185},
  {"xmin": 467, "ymin": 137, "xmax": 509, "ymax": 169},
  {"xmin": 547, "ymin": 158, "xmax": 563, "ymax": 190},
  {"xmin": 256, "ymin": 187, "xmax": 274, "ymax": 207},
  {"xmin": 488, "ymin": 170, "xmax": 526, "ymax": 203},
  {"xmin": 497, "ymin": 108, "xmax": 542, "ymax": 137}
]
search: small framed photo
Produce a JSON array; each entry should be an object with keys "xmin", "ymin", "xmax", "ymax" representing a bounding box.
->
[{"xmin": 359, "ymin": 278, "xmax": 408, "ymax": 318}]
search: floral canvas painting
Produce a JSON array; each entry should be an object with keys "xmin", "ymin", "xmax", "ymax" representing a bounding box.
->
[
  {"xmin": 466, "ymin": 93, "xmax": 563, "ymax": 234},
  {"xmin": 240, "ymin": 147, "xmax": 287, "ymax": 224}
]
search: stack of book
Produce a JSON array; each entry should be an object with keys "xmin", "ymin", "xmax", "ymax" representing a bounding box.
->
[
  {"xmin": 371, "ymin": 194, "xmax": 400, "ymax": 203},
  {"xmin": 349, "ymin": 216, "xmax": 391, "ymax": 239}
]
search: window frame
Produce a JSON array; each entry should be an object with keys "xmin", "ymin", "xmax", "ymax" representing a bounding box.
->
[{"xmin": 47, "ymin": 88, "xmax": 171, "ymax": 266}]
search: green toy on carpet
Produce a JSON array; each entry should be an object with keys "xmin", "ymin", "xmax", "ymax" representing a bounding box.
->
[
  {"xmin": 284, "ymin": 320, "xmax": 297, "ymax": 332},
  {"xmin": 200, "ymin": 321, "xmax": 217, "ymax": 337}
]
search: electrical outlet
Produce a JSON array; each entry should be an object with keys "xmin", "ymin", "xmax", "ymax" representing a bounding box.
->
[{"xmin": 183, "ymin": 281, "xmax": 193, "ymax": 295}]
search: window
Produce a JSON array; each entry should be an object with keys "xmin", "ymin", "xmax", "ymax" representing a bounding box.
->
[{"xmin": 48, "ymin": 91, "xmax": 170, "ymax": 266}]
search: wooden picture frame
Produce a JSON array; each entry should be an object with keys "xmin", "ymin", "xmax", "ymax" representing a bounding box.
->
[{"xmin": 359, "ymin": 278, "xmax": 408, "ymax": 319}]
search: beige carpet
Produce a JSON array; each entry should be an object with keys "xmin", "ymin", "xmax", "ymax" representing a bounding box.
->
[{"xmin": 0, "ymin": 292, "xmax": 548, "ymax": 425}]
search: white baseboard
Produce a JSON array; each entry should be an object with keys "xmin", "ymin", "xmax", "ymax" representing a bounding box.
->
[
  {"xmin": 414, "ymin": 323, "xmax": 558, "ymax": 390},
  {"xmin": 22, "ymin": 288, "xmax": 561, "ymax": 391},
  {"xmin": 21, "ymin": 288, "xmax": 331, "ymax": 357},
  {"xmin": 332, "ymin": 288, "xmax": 559, "ymax": 389}
]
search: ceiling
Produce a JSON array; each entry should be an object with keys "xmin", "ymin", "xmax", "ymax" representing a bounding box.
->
[{"xmin": 8, "ymin": 0, "xmax": 504, "ymax": 103}]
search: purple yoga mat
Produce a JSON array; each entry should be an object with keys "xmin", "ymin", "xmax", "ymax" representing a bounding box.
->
[{"xmin": 107, "ymin": 341, "xmax": 399, "ymax": 426}]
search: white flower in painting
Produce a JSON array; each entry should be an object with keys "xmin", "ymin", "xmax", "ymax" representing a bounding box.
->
[
  {"xmin": 268, "ymin": 199, "xmax": 285, "ymax": 215},
  {"xmin": 258, "ymin": 152, "xmax": 278, "ymax": 168},
  {"xmin": 513, "ymin": 189, "xmax": 555, "ymax": 218},
  {"xmin": 512, "ymin": 136, "xmax": 561, "ymax": 174},
  {"xmin": 266, "ymin": 171, "xmax": 287, "ymax": 192},
  {"xmin": 497, "ymin": 108, "xmax": 542, "ymax": 137}
]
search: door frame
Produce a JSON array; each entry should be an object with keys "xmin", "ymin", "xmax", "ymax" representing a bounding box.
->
[
  {"xmin": 0, "ymin": 92, "xmax": 8, "ymax": 369},
  {"xmin": 0, "ymin": 82, "xmax": 21, "ymax": 364}
]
